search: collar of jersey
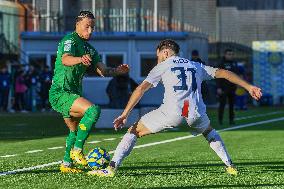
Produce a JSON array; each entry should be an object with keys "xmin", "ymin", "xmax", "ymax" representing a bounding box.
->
[
  {"xmin": 163, "ymin": 55, "xmax": 177, "ymax": 63},
  {"xmin": 73, "ymin": 32, "xmax": 85, "ymax": 42}
]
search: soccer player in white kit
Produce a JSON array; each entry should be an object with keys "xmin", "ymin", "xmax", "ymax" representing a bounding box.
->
[{"xmin": 88, "ymin": 39, "xmax": 262, "ymax": 177}]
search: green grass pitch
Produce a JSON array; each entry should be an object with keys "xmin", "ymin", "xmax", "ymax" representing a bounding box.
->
[{"xmin": 0, "ymin": 107, "xmax": 284, "ymax": 189}]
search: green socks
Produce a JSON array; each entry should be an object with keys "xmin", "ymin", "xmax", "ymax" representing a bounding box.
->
[
  {"xmin": 63, "ymin": 130, "xmax": 77, "ymax": 163},
  {"xmin": 74, "ymin": 105, "xmax": 101, "ymax": 149}
]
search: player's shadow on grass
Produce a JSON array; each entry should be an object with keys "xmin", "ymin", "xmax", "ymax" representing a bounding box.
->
[
  {"xmin": 10, "ymin": 169, "xmax": 60, "ymax": 175},
  {"xmin": 128, "ymin": 160, "xmax": 284, "ymax": 166},
  {"xmin": 120, "ymin": 162, "xmax": 226, "ymax": 177},
  {"xmin": 263, "ymin": 165, "xmax": 284, "ymax": 172},
  {"xmin": 120, "ymin": 160, "xmax": 284, "ymax": 176},
  {"xmin": 11, "ymin": 166, "xmax": 91, "ymax": 175},
  {"xmin": 143, "ymin": 184, "xmax": 284, "ymax": 189}
]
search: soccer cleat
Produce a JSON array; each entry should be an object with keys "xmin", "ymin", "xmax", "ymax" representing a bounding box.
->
[
  {"xmin": 87, "ymin": 166, "xmax": 115, "ymax": 177},
  {"xmin": 60, "ymin": 163, "xmax": 82, "ymax": 173},
  {"xmin": 226, "ymin": 166, "xmax": 238, "ymax": 176},
  {"xmin": 70, "ymin": 149, "xmax": 88, "ymax": 166}
]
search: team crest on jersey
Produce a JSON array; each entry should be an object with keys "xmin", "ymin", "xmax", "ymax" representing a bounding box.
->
[{"xmin": 64, "ymin": 40, "xmax": 72, "ymax": 51}]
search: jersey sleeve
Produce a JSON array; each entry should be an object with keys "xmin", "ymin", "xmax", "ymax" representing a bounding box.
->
[
  {"xmin": 61, "ymin": 37, "xmax": 76, "ymax": 56},
  {"xmin": 86, "ymin": 44, "xmax": 102, "ymax": 67},
  {"xmin": 200, "ymin": 64, "xmax": 218, "ymax": 81},
  {"xmin": 144, "ymin": 64, "xmax": 166, "ymax": 87}
]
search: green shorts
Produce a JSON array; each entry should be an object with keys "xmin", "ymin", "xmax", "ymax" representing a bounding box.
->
[{"xmin": 49, "ymin": 87, "xmax": 80, "ymax": 118}]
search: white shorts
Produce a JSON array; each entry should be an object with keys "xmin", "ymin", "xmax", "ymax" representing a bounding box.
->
[{"xmin": 140, "ymin": 107, "xmax": 210, "ymax": 135}]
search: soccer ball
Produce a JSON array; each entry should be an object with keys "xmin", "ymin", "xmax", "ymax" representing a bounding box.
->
[{"xmin": 86, "ymin": 147, "xmax": 110, "ymax": 170}]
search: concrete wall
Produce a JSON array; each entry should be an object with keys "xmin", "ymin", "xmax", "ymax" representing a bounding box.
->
[{"xmin": 96, "ymin": 107, "xmax": 156, "ymax": 128}]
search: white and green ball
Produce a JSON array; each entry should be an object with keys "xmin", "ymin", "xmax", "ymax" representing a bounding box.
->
[{"xmin": 87, "ymin": 147, "xmax": 110, "ymax": 170}]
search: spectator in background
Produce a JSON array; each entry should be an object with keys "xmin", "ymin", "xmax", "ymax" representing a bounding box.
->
[
  {"xmin": 191, "ymin": 50, "xmax": 208, "ymax": 103},
  {"xmin": 14, "ymin": 69, "xmax": 27, "ymax": 112},
  {"xmin": 0, "ymin": 65, "xmax": 11, "ymax": 112},
  {"xmin": 191, "ymin": 50, "xmax": 205, "ymax": 65},
  {"xmin": 216, "ymin": 49, "xmax": 239, "ymax": 125},
  {"xmin": 106, "ymin": 73, "xmax": 138, "ymax": 109},
  {"xmin": 25, "ymin": 65, "xmax": 40, "ymax": 111},
  {"xmin": 40, "ymin": 65, "xmax": 52, "ymax": 111}
]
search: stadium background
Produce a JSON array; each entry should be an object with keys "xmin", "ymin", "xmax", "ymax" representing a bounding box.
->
[
  {"xmin": 0, "ymin": 1, "xmax": 284, "ymax": 188},
  {"xmin": 1, "ymin": 0, "xmax": 284, "ymax": 110}
]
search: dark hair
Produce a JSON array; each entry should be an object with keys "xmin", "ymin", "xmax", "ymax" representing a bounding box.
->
[
  {"xmin": 191, "ymin": 49, "xmax": 199, "ymax": 56},
  {"xmin": 156, "ymin": 39, "xmax": 180, "ymax": 54},
  {"xmin": 76, "ymin": 11, "xmax": 95, "ymax": 23}
]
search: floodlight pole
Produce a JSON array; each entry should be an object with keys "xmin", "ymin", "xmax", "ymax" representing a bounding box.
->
[
  {"xmin": 123, "ymin": 0, "xmax": 126, "ymax": 31},
  {"xmin": 154, "ymin": 0, "xmax": 158, "ymax": 31},
  {"xmin": 92, "ymin": 0, "xmax": 96, "ymax": 15},
  {"xmin": 59, "ymin": 0, "xmax": 63, "ymax": 31},
  {"xmin": 32, "ymin": 0, "xmax": 36, "ymax": 31},
  {"xmin": 47, "ymin": 0, "xmax": 50, "ymax": 32}
]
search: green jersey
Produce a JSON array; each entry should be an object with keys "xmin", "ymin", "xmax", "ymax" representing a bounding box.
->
[{"xmin": 51, "ymin": 32, "xmax": 101, "ymax": 95}]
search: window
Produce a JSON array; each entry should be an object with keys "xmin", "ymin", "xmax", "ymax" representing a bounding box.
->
[
  {"xmin": 106, "ymin": 54, "xmax": 123, "ymax": 68},
  {"xmin": 140, "ymin": 54, "xmax": 157, "ymax": 77},
  {"xmin": 85, "ymin": 54, "xmax": 124, "ymax": 77}
]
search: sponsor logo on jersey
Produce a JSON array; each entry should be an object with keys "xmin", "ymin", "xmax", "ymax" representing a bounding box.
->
[
  {"xmin": 64, "ymin": 40, "xmax": 72, "ymax": 52},
  {"xmin": 173, "ymin": 58, "xmax": 190, "ymax": 64}
]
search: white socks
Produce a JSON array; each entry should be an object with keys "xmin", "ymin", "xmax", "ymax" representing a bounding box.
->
[
  {"xmin": 205, "ymin": 129, "xmax": 233, "ymax": 167},
  {"xmin": 110, "ymin": 133, "xmax": 137, "ymax": 168}
]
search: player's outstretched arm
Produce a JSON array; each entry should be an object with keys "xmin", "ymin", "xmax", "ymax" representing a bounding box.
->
[
  {"xmin": 62, "ymin": 53, "xmax": 92, "ymax": 66},
  {"xmin": 215, "ymin": 69, "xmax": 262, "ymax": 100},
  {"xmin": 96, "ymin": 62, "xmax": 129, "ymax": 77},
  {"xmin": 113, "ymin": 81, "xmax": 152, "ymax": 130}
]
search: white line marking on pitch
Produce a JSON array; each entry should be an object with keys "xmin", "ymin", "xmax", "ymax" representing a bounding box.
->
[
  {"xmin": 235, "ymin": 111, "xmax": 282, "ymax": 120},
  {"xmin": 25, "ymin": 150, "xmax": 43, "ymax": 154},
  {"xmin": 0, "ymin": 154, "xmax": 17, "ymax": 158},
  {"xmin": 87, "ymin": 140, "xmax": 101, "ymax": 144},
  {"xmin": 2, "ymin": 112, "xmax": 278, "ymax": 159},
  {"xmin": 48, "ymin": 147, "xmax": 64, "ymax": 150},
  {"xmin": 103, "ymin": 138, "xmax": 116, "ymax": 141},
  {"xmin": 1, "ymin": 116, "xmax": 283, "ymax": 176},
  {"xmin": 220, "ymin": 117, "xmax": 284, "ymax": 131},
  {"xmin": 0, "ymin": 161, "xmax": 62, "ymax": 176}
]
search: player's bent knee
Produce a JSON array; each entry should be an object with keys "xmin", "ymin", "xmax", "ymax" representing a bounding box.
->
[
  {"xmin": 128, "ymin": 124, "xmax": 139, "ymax": 137},
  {"xmin": 136, "ymin": 121, "xmax": 152, "ymax": 138},
  {"xmin": 129, "ymin": 130, "xmax": 146, "ymax": 138},
  {"xmin": 137, "ymin": 130, "xmax": 148, "ymax": 138},
  {"xmin": 128, "ymin": 121, "xmax": 151, "ymax": 138}
]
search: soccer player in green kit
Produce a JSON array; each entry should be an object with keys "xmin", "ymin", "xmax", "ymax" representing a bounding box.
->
[{"xmin": 49, "ymin": 11, "xmax": 129, "ymax": 173}]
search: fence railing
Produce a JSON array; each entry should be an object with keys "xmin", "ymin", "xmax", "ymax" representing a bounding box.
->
[{"xmin": 25, "ymin": 8, "xmax": 204, "ymax": 34}]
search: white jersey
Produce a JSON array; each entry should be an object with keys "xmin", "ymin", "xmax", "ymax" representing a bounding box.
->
[{"xmin": 144, "ymin": 56, "xmax": 218, "ymax": 118}]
